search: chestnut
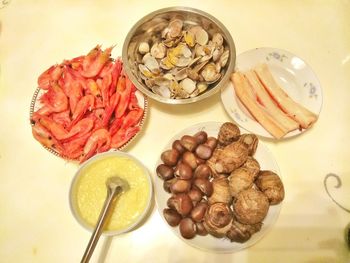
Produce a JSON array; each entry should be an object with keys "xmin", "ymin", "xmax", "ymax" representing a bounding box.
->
[
  {"xmin": 194, "ymin": 178, "xmax": 213, "ymax": 197},
  {"xmin": 204, "ymin": 137, "xmax": 218, "ymax": 150},
  {"xmin": 194, "ymin": 131, "xmax": 208, "ymax": 144},
  {"xmin": 190, "ymin": 202, "xmax": 208, "ymax": 222},
  {"xmin": 156, "ymin": 164, "xmax": 174, "ymax": 180},
  {"xmin": 180, "ymin": 135, "xmax": 198, "ymax": 152},
  {"xmin": 174, "ymin": 163, "xmax": 193, "ymax": 180},
  {"xmin": 182, "ymin": 151, "xmax": 198, "ymax": 170},
  {"xmin": 188, "ymin": 186, "xmax": 203, "ymax": 204},
  {"xmin": 170, "ymin": 179, "xmax": 191, "ymax": 194},
  {"xmin": 163, "ymin": 208, "xmax": 182, "ymax": 227},
  {"xmin": 163, "ymin": 178, "xmax": 176, "ymax": 193},
  {"xmin": 161, "ymin": 149, "xmax": 179, "ymax": 166},
  {"xmin": 196, "ymin": 222, "xmax": 208, "ymax": 236},
  {"xmin": 167, "ymin": 193, "xmax": 193, "ymax": 216},
  {"xmin": 196, "ymin": 157, "xmax": 206, "ymax": 165},
  {"xmin": 194, "ymin": 164, "xmax": 212, "ymax": 180},
  {"xmin": 195, "ymin": 144, "xmax": 213, "ymax": 160},
  {"xmin": 179, "ymin": 218, "xmax": 197, "ymax": 239},
  {"xmin": 172, "ymin": 139, "xmax": 186, "ymax": 155}
]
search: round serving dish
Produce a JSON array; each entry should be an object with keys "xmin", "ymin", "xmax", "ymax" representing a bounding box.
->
[
  {"xmin": 122, "ymin": 6, "xmax": 236, "ymax": 104},
  {"xmin": 69, "ymin": 151, "xmax": 153, "ymax": 236}
]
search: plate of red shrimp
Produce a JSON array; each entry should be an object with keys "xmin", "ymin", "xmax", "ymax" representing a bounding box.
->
[{"xmin": 30, "ymin": 45, "xmax": 147, "ymax": 163}]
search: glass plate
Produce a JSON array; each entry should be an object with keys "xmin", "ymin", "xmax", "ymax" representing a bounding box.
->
[
  {"xmin": 154, "ymin": 121, "xmax": 282, "ymax": 253},
  {"xmin": 221, "ymin": 47, "xmax": 323, "ymax": 139}
]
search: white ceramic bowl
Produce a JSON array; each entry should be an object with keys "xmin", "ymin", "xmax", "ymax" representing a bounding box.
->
[{"xmin": 69, "ymin": 151, "xmax": 153, "ymax": 236}]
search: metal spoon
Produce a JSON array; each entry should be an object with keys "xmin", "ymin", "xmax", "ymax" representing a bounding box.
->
[{"xmin": 81, "ymin": 176, "xmax": 129, "ymax": 263}]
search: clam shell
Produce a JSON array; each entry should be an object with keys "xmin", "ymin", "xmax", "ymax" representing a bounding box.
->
[
  {"xmin": 201, "ymin": 63, "xmax": 219, "ymax": 82},
  {"xmin": 184, "ymin": 31, "xmax": 195, "ymax": 47},
  {"xmin": 152, "ymin": 85, "xmax": 171, "ymax": 98},
  {"xmin": 160, "ymin": 57, "xmax": 174, "ymax": 70},
  {"xmin": 180, "ymin": 78, "xmax": 196, "ymax": 94},
  {"xmin": 195, "ymin": 28, "xmax": 209, "ymax": 46},
  {"xmin": 142, "ymin": 53, "xmax": 160, "ymax": 73},
  {"xmin": 219, "ymin": 49, "xmax": 229, "ymax": 68},
  {"xmin": 175, "ymin": 67, "xmax": 188, "ymax": 81},
  {"xmin": 168, "ymin": 19, "xmax": 183, "ymax": 38},
  {"xmin": 197, "ymin": 82, "xmax": 208, "ymax": 93},
  {"xmin": 154, "ymin": 76, "xmax": 171, "ymax": 87},
  {"xmin": 151, "ymin": 42, "xmax": 166, "ymax": 59},
  {"xmin": 138, "ymin": 64, "xmax": 154, "ymax": 78},
  {"xmin": 138, "ymin": 42, "xmax": 150, "ymax": 54},
  {"xmin": 212, "ymin": 33, "xmax": 224, "ymax": 47}
]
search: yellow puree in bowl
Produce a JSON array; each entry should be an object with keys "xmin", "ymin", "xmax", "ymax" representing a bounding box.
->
[{"xmin": 74, "ymin": 156, "xmax": 150, "ymax": 232}]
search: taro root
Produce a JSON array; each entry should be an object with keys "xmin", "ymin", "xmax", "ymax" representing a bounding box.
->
[
  {"xmin": 163, "ymin": 208, "xmax": 182, "ymax": 227},
  {"xmin": 217, "ymin": 122, "xmax": 240, "ymax": 146},
  {"xmin": 167, "ymin": 193, "xmax": 193, "ymax": 216},
  {"xmin": 234, "ymin": 189, "xmax": 269, "ymax": 225},
  {"xmin": 179, "ymin": 218, "xmax": 197, "ymax": 239},
  {"xmin": 194, "ymin": 131, "xmax": 208, "ymax": 144},
  {"xmin": 172, "ymin": 139, "xmax": 186, "ymax": 154},
  {"xmin": 191, "ymin": 201, "xmax": 208, "ymax": 222},
  {"xmin": 214, "ymin": 142, "xmax": 248, "ymax": 174},
  {"xmin": 206, "ymin": 148, "xmax": 223, "ymax": 178},
  {"xmin": 238, "ymin": 134, "xmax": 258, "ymax": 156},
  {"xmin": 208, "ymin": 177, "xmax": 232, "ymax": 205},
  {"xmin": 156, "ymin": 164, "xmax": 174, "ymax": 180},
  {"xmin": 241, "ymin": 156, "xmax": 260, "ymax": 179},
  {"xmin": 255, "ymin": 170, "xmax": 284, "ymax": 205},
  {"xmin": 195, "ymin": 144, "xmax": 213, "ymax": 160},
  {"xmin": 228, "ymin": 167, "xmax": 255, "ymax": 198},
  {"xmin": 196, "ymin": 222, "xmax": 208, "ymax": 236},
  {"xmin": 182, "ymin": 151, "xmax": 198, "ymax": 170},
  {"xmin": 193, "ymin": 178, "xmax": 213, "ymax": 197},
  {"xmin": 194, "ymin": 164, "xmax": 212, "ymax": 179},
  {"xmin": 226, "ymin": 219, "xmax": 262, "ymax": 243},
  {"xmin": 170, "ymin": 179, "xmax": 191, "ymax": 194},
  {"xmin": 180, "ymin": 135, "xmax": 198, "ymax": 152},
  {"xmin": 203, "ymin": 202, "xmax": 233, "ymax": 238},
  {"xmin": 161, "ymin": 149, "xmax": 180, "ymax": 166},
  {"xmin": 174, "ymin": 163, "xmax": 193, "ymax": 180}
]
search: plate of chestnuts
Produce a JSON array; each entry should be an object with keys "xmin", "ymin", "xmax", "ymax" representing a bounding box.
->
[{"xmin": 154, "ymin": 121, "xmax": 285, "ymax": 252}]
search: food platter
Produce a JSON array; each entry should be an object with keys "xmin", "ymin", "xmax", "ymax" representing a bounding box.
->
[
  {"xmin": 221, "ymin": 47, "xmax": 323, "ymax": 139},
  {"xmin": 30, "ymin": 87, "xmax": 148, "ymax": 161},
  {"xmin": 154, "ymin": 122, "xmax": 282, "ymax": 253}
]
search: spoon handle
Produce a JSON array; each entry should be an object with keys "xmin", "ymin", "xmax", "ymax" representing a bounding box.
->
[{"xmin": 81, "ymin": 187, "xmax": 121, "ymax": 263}]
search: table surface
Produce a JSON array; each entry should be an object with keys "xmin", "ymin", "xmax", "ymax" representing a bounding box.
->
[{"xmin": 0, "ymin": 0, "xmax": 349, "ymax": 262}]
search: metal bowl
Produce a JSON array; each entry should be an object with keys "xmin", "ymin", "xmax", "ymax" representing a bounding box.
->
[{"xmin": 122, "ymin": 6, "xmax": 236, "ymax": 104}]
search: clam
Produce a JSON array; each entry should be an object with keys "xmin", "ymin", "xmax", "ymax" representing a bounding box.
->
[
  {"xmin": 201, "ymin": 63, "xmax": 221, "ymax": 83},
  {"xmin": 219, "ymin": 49, "xmax": 229, "ymax": 68},
  {"xmin": 138, "ymin": 64, "xmax": 154, "ymax": 78},
  {"xmin": 175, "ymin": 68, "xmax": 188, "ymax": 81},
  {"xmin": 212, "ymin": 46, "xmax": 224, "ymax": 62},
  {"xmin": 195, "ymin": 44, "xmax": 206, "ymax": 57},
  {"xmin": 168, "ymin": 19, "xmax": 183, "ymax": 38},
  {"xmin": 151, "ymin": 42, "xmax": 166, "ymax": 59},
  {"xmin": 144, "ymin": 78, "xmax": 155, "ymax": 88},
  {"xmin": 154, "ymin": 76, "xmax": 172, "ymax": 87},
  {"xmin": 184, "ymin": 31, "xmax": 195, "ymax": 47},
  {"xmin": 142, "ymin": 53, "xmax": 160, "ymax": 74},
  {"xmin": 212, "ymin": 33, "xmax": 224, "ymax": 47},
  {"xmin": 160, "ymin": 57, "xmax": 174, "ymax": 70},
  {"xmin": 180, "ymin": 78, "xmax": 196, "ymax": 94},
  {"xmin": 195, "ymin": 28, "xmax": 209, "ymax": 46},
  {"xmin": 197, "ymin": 82, "xmax": 208, "ymax": 93},
  {"xmin": 152, "ymin": 85, "xmax": 171, "ymax": 98},
  {"xmin": 138, "ymin": 42, "xmax": 150, "ymax": 54}
]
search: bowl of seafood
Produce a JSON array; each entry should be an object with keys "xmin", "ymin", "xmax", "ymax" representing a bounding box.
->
[
  {"xmin": 154, "ymin": 122, "xmax": 284, "ymax": 252},
  {"xmin": 122, "ymin": 7, "xmax": 236, "ymax": 104}
]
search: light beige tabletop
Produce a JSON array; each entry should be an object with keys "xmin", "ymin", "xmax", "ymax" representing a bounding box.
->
[{"xmin": 0, "ymin": 0, "xmax": 349, "ymax": 262}]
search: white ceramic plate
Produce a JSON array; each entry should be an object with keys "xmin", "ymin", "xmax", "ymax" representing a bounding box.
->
[
  {"xmin": 221, "ymin": 47, "xmax": 323, "ymax": 139},
  {"xmin": 154, "ymin": 122, "xmax": 282, "ymax": 253}
]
